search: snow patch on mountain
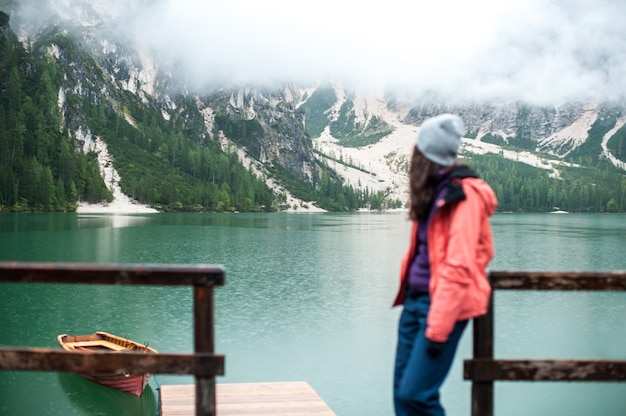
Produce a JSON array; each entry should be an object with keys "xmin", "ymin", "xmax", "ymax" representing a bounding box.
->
[
  {"xmin": 315, "ymin": 102, "xmax": 601, "ymax": 204},
  {"xmin": 327, "ymin": 84, "xmax": 347, "ymax": 122},
  {"xmin": 538, "ymin": 104, "xmax": 598, "ymax": 157},
  {"xmin": 462, "ymin": 139, "xmax": 576, "ymax": 178},
  {"xmin": 74, "ymin": 127, "xmax": 157, "ymax": 213},
  {"xmin": 351, "ymin": 91, "xmax": 385, "ymax": 125},
  {"xmin": 602, "ymin": 117, "xmax": 626, "ymax": 171},
  {"xmin": 315, "ymin": 104, "xmax": 417, "ymax": 204}
]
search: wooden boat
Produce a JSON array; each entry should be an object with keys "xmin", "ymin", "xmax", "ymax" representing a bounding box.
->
[{"xmin": 57, "ymin": 331, "xmax": 157, "ymax": 396}]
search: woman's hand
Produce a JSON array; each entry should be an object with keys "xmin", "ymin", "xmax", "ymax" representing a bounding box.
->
[{"xmin": 426, "ymin": 339, "xmax": 445, "ymax": 358}]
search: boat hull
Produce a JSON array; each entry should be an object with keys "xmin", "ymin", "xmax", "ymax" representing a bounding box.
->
[
  {"xmin": 57, "ymin": 332, "xmax": 157, "ymax": 397},
  {"xmin": 79, "ymin": 373, "xmax": 150, "ymax": 396}
]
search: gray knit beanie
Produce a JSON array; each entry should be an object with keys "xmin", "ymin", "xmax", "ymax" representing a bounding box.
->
[{"xmin": 416, "ymin": 114, "xmax": 465, "ymax": 166}]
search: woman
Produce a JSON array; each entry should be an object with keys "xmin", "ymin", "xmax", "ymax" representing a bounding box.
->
[{"xmin": 393, "ymin": 114, "xmax": 497, "ymax": 416}]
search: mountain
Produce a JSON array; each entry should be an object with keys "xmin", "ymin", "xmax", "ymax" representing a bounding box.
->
[{"xmin": 1, "ymin": 1, "xmax": 626, "ymax": 213}]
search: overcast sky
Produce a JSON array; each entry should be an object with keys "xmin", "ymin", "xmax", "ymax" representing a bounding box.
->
[
  {"xmin": 9, "ymin": 0, "xmax": 626, "ymax": 105},
  {"xmin": 126, "ymin": 0, "xmax": 625, "ymax": 105}
]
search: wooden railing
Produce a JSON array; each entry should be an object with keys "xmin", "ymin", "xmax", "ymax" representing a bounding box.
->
[
  {"xmin": 0, "ymin": 261, "xmax": 225, "ymax": 416},
  {"xmin": 464, "ymin": 271, "xmax": 626, "ymax": 416}
]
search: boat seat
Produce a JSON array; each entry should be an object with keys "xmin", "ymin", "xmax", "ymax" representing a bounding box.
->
[{"xmin": 69, "ymin": 340, "xmax": 131, "ymax": 351}]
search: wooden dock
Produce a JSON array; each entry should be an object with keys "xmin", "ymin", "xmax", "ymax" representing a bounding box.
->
[{"xmin": 159, "ymin": 381, "xmax": 336, "ymax": 415}]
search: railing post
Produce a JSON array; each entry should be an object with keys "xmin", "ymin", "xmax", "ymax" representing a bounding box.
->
[
  {"xmin": 472, "ymin": 293, "xmax": 494, "ymax": 416},
  {"xmin": 194, "ymin": 284, "xmax": 216, "ymax": 416}
]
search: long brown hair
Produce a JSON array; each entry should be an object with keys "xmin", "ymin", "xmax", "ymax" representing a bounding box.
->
[{"xmin": 408, "ymin": 147, "xmax": 443, "ymax": 221}]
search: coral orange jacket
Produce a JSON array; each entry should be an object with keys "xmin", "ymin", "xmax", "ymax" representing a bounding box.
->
[{"xmin": 393, "ymin": 174, "xmax": 498, "ymax": 343}]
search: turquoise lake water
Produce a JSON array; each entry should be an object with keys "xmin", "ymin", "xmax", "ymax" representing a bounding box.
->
[{"xmin": 0, "ymin": 212, "xmax": 625, "ymax": 415}]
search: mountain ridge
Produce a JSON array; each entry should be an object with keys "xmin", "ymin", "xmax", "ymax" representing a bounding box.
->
[{"xmin": 2, "ymin": 2, "xmax": 626, "ymax": 213}]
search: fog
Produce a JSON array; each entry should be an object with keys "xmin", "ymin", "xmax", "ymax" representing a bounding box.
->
[{"xmin": 5, "ymin": 0, "xmax": 626, "ymax": 105}]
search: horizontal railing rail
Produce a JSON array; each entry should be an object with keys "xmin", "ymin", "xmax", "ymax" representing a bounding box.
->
[
  {"xmin": 0, "ymin": 261, "xmax": 226, "ymax": 416},
  {"xmin": 0, "ymin": 349, "xmax": 224, "ymax": 375},
  {"xmin": 488, "ymin": 270, "xmax": 626, "ymax": 291},
  {"xmin": 464, "ymin": 270, "xmax": 626, "ymax": 416}
]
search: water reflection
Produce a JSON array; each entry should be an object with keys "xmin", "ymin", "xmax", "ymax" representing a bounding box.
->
[
  {"xmin": 77, "ymin": 214, "xmax": 155, "ymax": 229},
  {"xmin": 58, "ymin": 372, "xmax": 158, "ymax": 416}
]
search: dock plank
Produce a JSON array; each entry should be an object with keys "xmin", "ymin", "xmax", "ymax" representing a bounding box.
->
[{"xmin": 160, "ymin": 381, "xmax": 336, "ymax": 415}]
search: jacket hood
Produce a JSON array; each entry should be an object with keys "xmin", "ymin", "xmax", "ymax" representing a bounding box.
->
[
  {"xmin": 463, "ymin": 175, "xmax": 498, "ymax": 215},
  {"xmin": 445, "ymin": 165, "xmax": 498, "ymax": 215}
]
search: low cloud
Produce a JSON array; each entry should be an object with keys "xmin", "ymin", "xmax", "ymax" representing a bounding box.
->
[{"xmin": 5, "ymin": 0, "xmax": 626, "ymax": 105}]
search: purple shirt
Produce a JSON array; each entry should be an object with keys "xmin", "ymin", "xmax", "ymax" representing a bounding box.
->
[{"xmin": 407, "ymin": 170, "xmax": 453, "ymax": 293}]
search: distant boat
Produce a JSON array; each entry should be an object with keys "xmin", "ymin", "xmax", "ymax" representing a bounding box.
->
[{"xmin": 57, "ymin": 332, "xmax": 157, "ymax": 396}]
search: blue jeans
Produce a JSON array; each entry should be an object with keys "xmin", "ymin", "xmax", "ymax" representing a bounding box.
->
[{"xmin": 393, "ymin": 293, "xmax": 468, "ymax": 416}]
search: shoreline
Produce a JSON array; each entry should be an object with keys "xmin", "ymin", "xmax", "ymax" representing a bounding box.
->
[
  {"xmin": 74, "ymin": 201, "xmax": 408, "ymax": 215},
  {"xmin": 75, "ymin": 201, "xmax": 159, "ymax": 214}
]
